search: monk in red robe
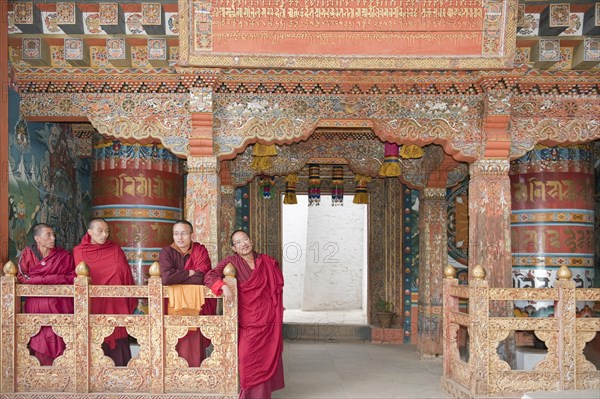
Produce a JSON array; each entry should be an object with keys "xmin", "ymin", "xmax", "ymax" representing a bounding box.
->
[
  {"xmin": 73, "ymin": 218, "xmax": 136, "ymax": 367},
  {"xmin": 204, "ymin": 230, "xmax": 284, "ymax": 399},
  {"xmin": 17, "ymin": 223, "xmax": 75, "ymax": 366},
  {"xmin": 159, "ymin": 220, "xmax": 215, "ymax": 367}
]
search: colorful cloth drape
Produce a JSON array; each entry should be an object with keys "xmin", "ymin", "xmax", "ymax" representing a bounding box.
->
[
  {"xmin": 331, "ymin": 165, "xmax": 344, "ymax": 206},
  {"xmin": 379, "ymin": 142, "xmax": 401, "ymax": 177},
  {"xmin": 251, "ymin": 143, "xmax": 277, "ymax": 171},
  {"xmin": 308, "ymin": 164, "xmax": 321, "ymax": 206},
  {"xmin": 258, "ymin": 175, "xmax": 274, "ymax": 199},
  {"xmin": 353, "ymin": 174, "xmax": 371, "ymax": 204},
  {"xmin": 283, "ymin": 174, "xmax": 298, "ymax": 204}
]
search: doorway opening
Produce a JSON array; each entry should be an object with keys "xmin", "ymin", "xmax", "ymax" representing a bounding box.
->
[{"xmin": 281, "ymin": 194, "xmax": 368, "ymax": 325}]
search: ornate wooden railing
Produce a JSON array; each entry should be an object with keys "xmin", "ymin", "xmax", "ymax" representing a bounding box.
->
[
  {"xmin": 442, "ymin": 264, "xmax": 600, "ymax": 399},
  {"xmin": 0, "ymin": 261, "xmax": 238, "ymax": 398}
]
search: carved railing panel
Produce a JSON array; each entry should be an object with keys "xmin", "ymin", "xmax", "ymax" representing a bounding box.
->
[
  {"xmin": 442, "ymin": 266, "xmax": 600, "ymax": 398},
  {"xmin": 0, "ymin": 264, "xmax": 238, "ymax": 398}
]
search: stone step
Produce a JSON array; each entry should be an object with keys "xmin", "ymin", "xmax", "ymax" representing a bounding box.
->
[{"xmin": 283, "ymin": 323, "xmax": 371, "ymax": 342}]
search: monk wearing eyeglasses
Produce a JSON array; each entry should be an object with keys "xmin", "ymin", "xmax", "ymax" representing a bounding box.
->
[{"xmin": 159, "ymin": 220, "xmax": 215, "ymax": 367}]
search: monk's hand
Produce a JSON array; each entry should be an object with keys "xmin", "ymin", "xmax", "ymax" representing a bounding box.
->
[
  {"xmin": 188, "ymin": 269, "xmax": 195, "ymax": 277},
  {"xmin": 221, "ymin": 284, "xmax": 233, "ymax": 299}
]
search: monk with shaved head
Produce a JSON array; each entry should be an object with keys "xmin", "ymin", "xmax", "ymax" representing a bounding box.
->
[
  {"xmin": 73, "ymin": 218, "xmax": 136, "ymax": 366},
  {"xmin": 18, "ymin": 223, "xmax": 75, "ymax": 366}
]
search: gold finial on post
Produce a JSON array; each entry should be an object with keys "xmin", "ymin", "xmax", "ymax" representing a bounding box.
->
[
  {"xmin": 75, "ymin": 261, "xmax": 89, "ymax": 277},
  {"xmin": 223, "ymin": 263, "xmax": 236, "ymax": 277},
  {"xmin": 3, "ymin": 261, "xmax": 17, "ymax": 276},
  {"xmin": 556, "ymin": 265, "xmax": 572, "ymax": 281},
  {"xmin": 149, "ymin": 262, "xmax": 161, "ymax": 277},
  {"xmin": 472, "ymin": 264, "xmax": 487, "ymax": 280},
  {"xmin": 444, "ymin": 265, "xmax": 456, "ymax": 279},
  {"xmin": 444, "ymin": 264, "xmax": 457, "ymax": 279}
]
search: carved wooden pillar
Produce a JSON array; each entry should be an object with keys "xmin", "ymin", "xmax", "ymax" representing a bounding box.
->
[
  {"xmin": 555, "ymin": 271, "xmax": 576, "ymax": 391},
  {"xmin": 384, "ymin": 179, "xmax": 402, "ymax": 316},
  {"xmin": 187, "ymin": 88, "xmax": 220, "ymax": 264},
  {"xmin": 0, "ymin": 262, "xmax": 18, "ymax": 393},
  {"xmin": 147, "ymin": 264, "xmax": 164, "ymax": 394},
  {"xmin": 473, "ymin": 90, "xmax": 512, "ymax": 290},
  {"xmin": 74, "ymin": 264, "xmax": 90, "ymax": 393},
  {"xmin": 417, "ymin": 187, "xmax": 447, "ymax": 357},
  {"xmin": 469, "ymin": 271, "xmax": 489, "ymax": 396},
  {"xmin": 186, "ymin": 156, "xmax": 219, "ymax": 265},
  {"xmin": 468, "ymin": 160, "xmax": 512, "ymax": 290},
  {"xmin": 442, "ymin": 269, "xmax": 459, "ymax": 379},
  {"xmin": 219, "ymin": 161, "xmax": 236, "ymax": 260},
  {"xmin": 475, "ymin": 89, "xmax": 515, "ymax": 366}
]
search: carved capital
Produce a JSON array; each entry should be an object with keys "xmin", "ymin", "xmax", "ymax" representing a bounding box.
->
[
  {"xmin": 470, "ymin": 159, "xmax": 510, "ymax": 176},
  {"xmin": 221, "ymin": 185, "xmax": 235, "ymax": 196},
  {"xmin": 187, "ymin": 156, "xmax": 218, "ymax": 174},
  {"xmin": 421, "ymin": 187, "xmax": 446, "ymax": 200}
]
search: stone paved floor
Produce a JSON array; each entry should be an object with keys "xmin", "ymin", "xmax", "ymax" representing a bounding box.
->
[{"xmin": 273, "ymin": 341, "xmax": 451, "ymax": 399}]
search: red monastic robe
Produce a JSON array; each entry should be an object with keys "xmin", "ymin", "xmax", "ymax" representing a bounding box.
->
[
  {"xmin": 160, "ymin": 242, "xmax": 215, "ymax": 367},
  {"xmin": 73, "ymin": 233, "xmax": 136, "ymax": 365},
  {"xmin": 18, "ymin": 245, "xmax": 75, "ymax": 366},
  {"xmin": 205, "ymin": 252, "xmax": 285, "ymax": 399}
]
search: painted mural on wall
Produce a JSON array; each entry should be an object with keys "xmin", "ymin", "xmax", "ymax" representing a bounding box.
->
[
  {"xmin": 8, "ymin": 88, "xmax": 91, "ymax": 261},
  {"xmin": 447, "ymin": 179, "xmax": 469, "ymax": 283}
]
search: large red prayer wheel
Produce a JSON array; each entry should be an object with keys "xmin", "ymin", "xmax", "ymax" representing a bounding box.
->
[
  {"xmin": 91, "ymin": 140, "xmax": 184, "ymax": 285},
  {"xmin": 510, "ymin": 144, "xmax": 595, "ymax": 317}
]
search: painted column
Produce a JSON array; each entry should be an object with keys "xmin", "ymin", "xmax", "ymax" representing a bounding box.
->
[
  {"xmin": 417, "ymin": 187, "xmax": 447, "ymax": 357},
  {"xmin": 186, "ymin": 156, "xmax": 219, "ymax": 265},
  {"xmin": 91, "ymin": 140, "xmax": 184, "ymax": 284},
  {"xmin": 219, "ymin": 162, "xmax": 236, "ymax": 260},
  {"xmin": 510, "ymin": 144, "xmax": 595, "ymax": 315},
  {"xmin": 187, "ymin": 88, "xmax": 220, "ymax": 264},
  {"xmin": 384, "ymin": 178, "xmax": 402, "ymax": 332},
  {"xmin": 468, "ymin": 159, "xmax": 514, "ymax": 365},
  {"xmin": 468, "ymin": 160, "xmax": 512, "ymax": 290}
]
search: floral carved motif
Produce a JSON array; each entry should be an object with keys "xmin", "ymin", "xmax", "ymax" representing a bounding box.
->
[
  {"xmin": 484, "ymin": 89, "xmax": 513, "ymax": 116},
  {"xmin": 213, "ymin": 94, "xmax": 483, "ymax": 160},
  {"xmin": 19, "ymin": 93, "xmax": 191, "ymax": 157},
  {"xmin": 510, "ymin": 95, "xmax": 600, "ymax": 158}
]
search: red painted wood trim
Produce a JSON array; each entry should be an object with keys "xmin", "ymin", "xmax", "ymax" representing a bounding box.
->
[{"xmin": 190, "ymin": 113, "xmax": 214, "ymax": 157}]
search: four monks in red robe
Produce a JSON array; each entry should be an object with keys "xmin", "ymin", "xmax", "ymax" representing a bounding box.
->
[{"xmin": 17, "ymin": 221, "xmax": 285, "ymax": 398}]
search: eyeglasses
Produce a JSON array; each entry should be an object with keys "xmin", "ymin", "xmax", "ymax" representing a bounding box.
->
[{"xmin": 173, "ymin": 232, "xmax": 191, "ymax": 237}]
